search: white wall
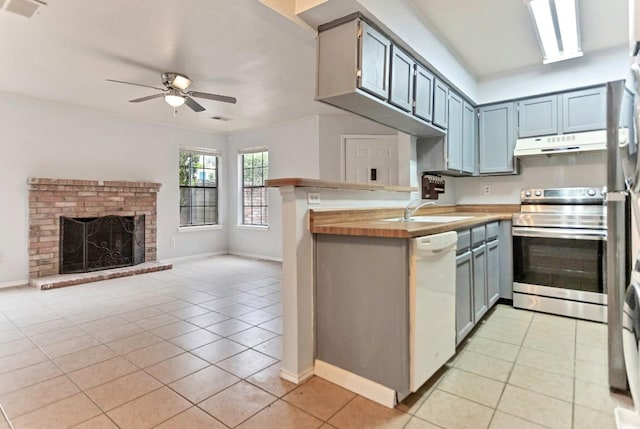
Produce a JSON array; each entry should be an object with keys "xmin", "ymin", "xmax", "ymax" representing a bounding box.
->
[
  {"xmin": 477, "ymin": 47, "xmax": 630, "ymax": 104},
  {"xmin": 226, "ymin": 117, "xmax": 320, "ymax": 260},
  {"xmin": 0, "ymin": 94, "xmax": 228, "ymax": 286},
  {"xmin": 318, "ymin": 113, "xmax": 397, "ymax": 181},
  {"xmin": 454, "ymin": 152, "xmax": 607, "ymax": 204}
]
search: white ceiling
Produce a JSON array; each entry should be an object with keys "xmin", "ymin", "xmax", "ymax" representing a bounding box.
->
[
  {"xmin": 0, "ymin": 0, "xmax": 336, "ymax": 133},
  {"xmin": 0, "ymin": 0, "xmax": 630, "ymax": 134},
  {"xmin": 409, "ymin": 0, "xmax": 629, "ymax": 79}
]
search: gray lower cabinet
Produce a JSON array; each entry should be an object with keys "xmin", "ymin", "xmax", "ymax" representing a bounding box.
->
[
  {"xmin": 472, "ymin": 243, "xmax": 487, "ymax": 321},
  {"xmin": 455, "ymin": 222, "xmax": 501, "ymax": 345},
  {"xmin": 487, "ymin": 239, "xmax": 500, "ymax": 306},
  {"xmin": 478, "ymin": 102, "xmax": 516, "ymax": 174},
  {"xmin": 455, "ymin": 250, "xmax": 474, "ymax": 344}
]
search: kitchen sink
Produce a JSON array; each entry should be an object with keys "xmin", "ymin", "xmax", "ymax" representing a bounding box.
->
[{"xmin": 382, "ymin": 215, "xmax": 473, "ymax": 223}]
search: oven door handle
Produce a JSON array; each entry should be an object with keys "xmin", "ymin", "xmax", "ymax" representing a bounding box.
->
[{"xmin": 512, "ymin": 226, "xmax": 607, "ymax": 241}]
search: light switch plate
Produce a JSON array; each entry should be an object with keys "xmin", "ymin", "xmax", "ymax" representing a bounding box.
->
[{"xmin": 307, "ymin": 193, "xmax": 321, "ymax": 205}]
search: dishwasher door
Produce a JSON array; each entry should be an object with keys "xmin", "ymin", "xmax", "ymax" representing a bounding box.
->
[{"xmin": 410, "ymin": 231, "xmax": 457, "ymax": 392}]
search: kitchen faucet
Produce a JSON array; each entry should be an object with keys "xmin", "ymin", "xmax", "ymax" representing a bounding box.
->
[{"xmin": 404, "ymin": 199, "xmax": 437, "ymax": 221}]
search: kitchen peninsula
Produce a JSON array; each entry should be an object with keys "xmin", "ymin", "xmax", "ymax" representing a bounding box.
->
[{"xmin": 267, "ymin": 177, "xmax": 518, "ymax": 407}]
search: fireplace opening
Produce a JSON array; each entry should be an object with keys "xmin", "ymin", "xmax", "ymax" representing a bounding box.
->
[{"xmin": 60, "ymin": 215, "xmax": 145, "ymax": 274}]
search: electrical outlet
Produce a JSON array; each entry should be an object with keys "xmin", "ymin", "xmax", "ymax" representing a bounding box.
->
[
  {"xmin": 170, "ymin": 238, "xmax": 176, "ymax": 247},
  {"xmin": 307, "ymin": 193, "xmax": 321, "ymax": 205},
  {"xmin": 484, "ymin": 185, "xmax": 492, "ymax": 196}
]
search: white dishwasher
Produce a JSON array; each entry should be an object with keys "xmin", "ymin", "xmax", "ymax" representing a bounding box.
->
[{"xmin": 409, "ymin": 231, "xmax": 457, "ymax": 391}]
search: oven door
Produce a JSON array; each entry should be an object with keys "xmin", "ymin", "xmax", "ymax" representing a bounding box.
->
[{"xmin": 512, "ymin": 226, "xmax": 606, "ymax": 304}]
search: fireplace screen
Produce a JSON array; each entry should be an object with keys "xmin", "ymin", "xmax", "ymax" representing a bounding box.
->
[{"xmin": 60, "ymin": 215, "xmax": 145, "ymax": 274}]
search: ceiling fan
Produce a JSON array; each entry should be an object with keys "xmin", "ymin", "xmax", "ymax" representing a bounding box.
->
[{"xmin": 106, "ymin": 72, "xmax": 237, "ymax": 112}]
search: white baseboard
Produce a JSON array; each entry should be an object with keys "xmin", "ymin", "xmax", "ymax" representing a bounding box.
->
[
  {"xmin": 314, "ymin": 359, "xmax": 397, "ymax": 408},
  {"xmin": 160, "ymin": 251, "xmax": 228, "ymax": 264},
  {"xmin": 0, "ymin": 279, "xmax": 29, "ymax": 289},
  {"xmin": 228, "ymin": 251, "xmax": 282, "ymax": 262},
  {"xmin": 280, "ymin": 366, "xmax": 314, "ymax": 384}
]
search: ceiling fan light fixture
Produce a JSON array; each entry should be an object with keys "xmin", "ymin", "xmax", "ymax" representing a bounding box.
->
[
  {"xmin": 164, "ymin": 91, "xmax": 185, "ymax": 107},
  {"xmin": 171, "ymin": 75, "xmax": 192, "ymax": 91},
  {"xmin": 526, "ymin": 0, "xmax": 582, "ymax": 64}
]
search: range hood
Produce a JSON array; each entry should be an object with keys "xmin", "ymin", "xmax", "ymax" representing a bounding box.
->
[{"xmin": 514, "ymin": 130, "xmax": 612, "ymax": 157}]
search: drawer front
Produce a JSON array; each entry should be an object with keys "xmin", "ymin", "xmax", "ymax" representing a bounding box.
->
[
  {"xmin": 486, "ymin": 222, "xmax": 499, "ymax": 241},
  {"xmin": 457, "ymin": 229, "xmax": 471, "ymax": 253},
  {"xmin": 471, "ymin": 225, "xmax": 486, "ymax": 247}
]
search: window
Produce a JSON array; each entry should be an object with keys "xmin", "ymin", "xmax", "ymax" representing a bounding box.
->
[
  {"xmin": 240, "ymin": 148, "xmax": 269, "ymax": 226},
  {"xmin": 179, "ymin": 148, "xmax": 220, "ymax": 226}
]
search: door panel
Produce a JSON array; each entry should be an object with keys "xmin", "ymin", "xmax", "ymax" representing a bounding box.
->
[
  {"xmin": 518, "ymin": 95, "xmax": 558, "ymax": 138},
  {"xmin": 345, "ymin": 137, "xmax": 399, "ymax": 185},
  {"xmin": 462, "ymin": 102, "xmax": 476, "ymax": 174},
  {"xmin": 447, "ymin": 92, "xmax": 463, "ymax": 172},
  {"xmin": 432, "ymin": 79, "xmax": 449, "ymax": 129},
  {"xmin": 456, "ymin": 251, "xmax": 474, "ymax": 345},
  {"xmin": 414, "ymin": 65, "xmax": 434, "ymax": 122},
  {"xmin": 561, "ymin": 87, "xmax": 606, "ymax": 133},
  {"xmin": 479, "ymin": 102, "xmax": 515, "ymax": 174},
  {"xmin": 473, "ymin": 244, "xmax": 487, "ymax": 320}
]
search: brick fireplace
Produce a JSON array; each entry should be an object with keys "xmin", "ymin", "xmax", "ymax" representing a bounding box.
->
[{"xmin": 28, "ymin": 178, "xmax": 161, "ymax": 280}]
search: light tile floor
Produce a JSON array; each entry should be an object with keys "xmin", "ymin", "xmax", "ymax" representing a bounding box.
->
[{"xmin": 0, "ymin": 255, "xmax": 631, "ymax": 428}]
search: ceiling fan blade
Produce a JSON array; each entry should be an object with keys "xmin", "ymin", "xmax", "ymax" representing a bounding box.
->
[
  {"xmin": 129, "ymin": 93, "xmax": 165, "ymax": 103},
  {"xmin": 188, "ymin": 91, "xmax": 237, "ymax": 104},
  {"xmin": 185, "ymin": 97, "xmax": 206, "ymax": 112},
  {"xmin": 106, "ymin": 79, "xmax": 165, "ymax": 91}
]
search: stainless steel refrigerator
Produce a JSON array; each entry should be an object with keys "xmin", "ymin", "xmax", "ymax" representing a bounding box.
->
[{"xmin": 607, "ymin": 79, "xmax": 635, "ymax": 391}]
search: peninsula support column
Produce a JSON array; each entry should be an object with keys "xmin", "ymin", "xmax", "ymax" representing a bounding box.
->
[{"xmin": 278, "ymin": 186, "xmax": 315, "ymax": 383}]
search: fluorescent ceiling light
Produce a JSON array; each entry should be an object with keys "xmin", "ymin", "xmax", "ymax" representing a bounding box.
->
[
  {"xmin": 164, "ymin": 91, "xmax": 185, "ymax": 107},
  {"xmin": 527, "ymin": 0, "xmax": 582, "ymax": 64}
]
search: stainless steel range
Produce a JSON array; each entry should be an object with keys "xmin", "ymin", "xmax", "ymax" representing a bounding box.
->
[{"xmin": 512, "ymin": 187, "xmax": 607, "ymax": 322}]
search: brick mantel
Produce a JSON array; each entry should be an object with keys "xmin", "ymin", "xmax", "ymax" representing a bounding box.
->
[{"xmin": 28, "ymin": 178, "xmax": 161, "ymax": 279}]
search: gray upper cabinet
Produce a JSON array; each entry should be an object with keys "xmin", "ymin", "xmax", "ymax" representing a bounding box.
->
[
  {"xmin": 518, "ymin": 95, "xmax": 559, "ymax": 138},
  {"xmin": 316, "ymin": 17, "xmax": 444, "ymax": 138},
  {"xmin": 432, "ymin": 79, "xmax": 449, "ymax": 129},
  {"xmin": 389, "ymin": 46, "xmax": 414, "ymax": 112},
  {"xmin": 414, "ymin": 65, "xmax": 434, "ymax": 122},
  {"xmin": 358, "ymin": 22, "xmax": 391, "ymax": 100},
  {"xmin": 479, "ymin": 102, "xmax": 516, "ymax": 174},
  {"xmin": 561, "ymin": 87, "xmax": 606, "ymax": 134},
  {"xmin": 462, "ymin": 102, "xmax": 476, "ymax": 174},
  {"xmin": 447, "ymin": 92, "xmax": 463, "ymax": 172}
]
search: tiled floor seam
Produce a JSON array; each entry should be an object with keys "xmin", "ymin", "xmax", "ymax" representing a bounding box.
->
[
  {"xmin": 0, "ymin": 401, "xmax": 15, "ymax": 429},
  {"xmin": 483, "ymin": 309, "xmax": 534, "ymax": 429}
]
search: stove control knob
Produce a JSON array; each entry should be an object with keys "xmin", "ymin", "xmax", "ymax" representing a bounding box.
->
[
  {"xmin": 588, "ymin": 188, "xmax": 597, "ymax": 197},
  {"xmin": 524, "ymin": 190, "xmax": 532, "ymax": 197},
  {"xmin": 534, "ymin": 190, "xmax": 542, "ymax": 196}
]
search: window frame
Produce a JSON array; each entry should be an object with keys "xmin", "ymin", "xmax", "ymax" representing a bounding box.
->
[
  {"xmin": 178, "ymin": 147, "xmax": 221, "ymax": 228},
  {"xmin": 238, "ymin": 147, "xmax": 269, "ymax": 227}
]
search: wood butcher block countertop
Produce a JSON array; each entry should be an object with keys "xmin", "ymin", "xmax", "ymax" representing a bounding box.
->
[
  {"xmin": 310, "ymin": 205, "xmax": 520, "ymax": 238},
  {"xmin": 265, "ymin": 178, "xmax": 416, "ymax": 193}
]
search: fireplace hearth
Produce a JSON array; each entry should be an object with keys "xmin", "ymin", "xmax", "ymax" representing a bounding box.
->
[{"xmin": 60, "ymin": 215, "xmax": 145, "ymax": 274}]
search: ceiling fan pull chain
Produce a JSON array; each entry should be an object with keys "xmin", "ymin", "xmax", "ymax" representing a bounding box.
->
[{"xmin": 173, "ymin": 107, "xmax": 178, "ymax": 117}]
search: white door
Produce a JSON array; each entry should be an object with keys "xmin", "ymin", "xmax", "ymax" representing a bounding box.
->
[{"xmin": 344, "ymin": 136, "xmax": 399, "ymax": 185}]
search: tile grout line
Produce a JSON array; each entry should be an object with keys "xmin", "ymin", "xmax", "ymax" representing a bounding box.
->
[{"xmin": 483, "ymin": 308, "xmax": 534, "ymax": 429}]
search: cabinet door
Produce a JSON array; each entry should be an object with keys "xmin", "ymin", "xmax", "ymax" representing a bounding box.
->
[
  {"xmin": 358, "ymin": 22, "xmax": 391, "ymax": 100},
  {"xmin": 462, "ymin": 102, "xmax": 476, "ymax": 174},
  {"xmin": 456, "ymin": 251, "xmax": 474, "ymax": 345},
  {"xmin": 518, "ymin": 95, "xmax": 558, "ymax": 138},
  {"xmin": 389, "ymin": 46, "xmax": 414, "ymax": 112},
  {"xmin": 447, "ymin": 92, "xmax": 463, "ymax": 172},
  {"xmin": 487, "ymin": 239, "xmax": 500, "ymax": 307},
  {"xmin": 478, "ymin": 102, "xmax": 516, "ymax": 174},
  {"xmin": 472, "ymin": 244, "xmax": 487, "ymax": 321},
  {"xmin": 561, "ymin": 87, "xmax": 606, "ymax": 133},
  {"xmin": 414, "ymin": 65, "xmax": 434, "ymax": 122},
  {"xmin": 432, "ymin": 79, "xmax": 449, "ymax": 129}
]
